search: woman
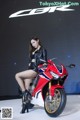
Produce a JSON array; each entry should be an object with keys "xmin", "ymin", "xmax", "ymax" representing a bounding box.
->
[{"xmin": 15, "ymin": 37, "xmax": 47, "ymax": 113}]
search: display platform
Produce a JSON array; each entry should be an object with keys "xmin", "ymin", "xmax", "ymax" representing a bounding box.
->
[{"xmin": 0, "ymin": 95, "xmax": 80, "ymax": 120}]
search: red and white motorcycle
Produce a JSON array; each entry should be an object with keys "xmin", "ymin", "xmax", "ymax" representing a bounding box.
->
[{"xmin": 29, "ymin": 58, "xmax": 69, "ymax": 117}]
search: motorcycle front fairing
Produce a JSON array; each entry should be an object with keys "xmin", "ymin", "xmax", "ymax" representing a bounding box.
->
[{"xmin": 31, "ymin": 59, "xmax": 68, "ymax": 107}]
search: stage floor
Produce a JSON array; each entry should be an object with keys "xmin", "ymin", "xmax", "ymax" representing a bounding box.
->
[{"xmin": 0, "ymin": 95, "xmax": 80, "ymax": 120}]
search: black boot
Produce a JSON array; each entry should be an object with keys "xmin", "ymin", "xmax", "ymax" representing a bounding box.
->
[
  {"xmin": 25, "ymin": 90, "xmax": 32, "ymax": 100},
  {"xmin": 20, "ymin": 90, "xmax": 34, "ymax": 114},
  {"xmin": 21, "ymin": 103, "xmax": 28, "ymax": 113},
  {"xmin": 20, "ymin": 91, "xmax": 29, "ymax": 113},
  {"xmin": 25, "ymin": 90, "xmax": 34, "ymax": 109}
]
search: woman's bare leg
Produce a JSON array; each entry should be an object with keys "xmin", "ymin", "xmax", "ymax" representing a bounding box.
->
[
  {"xmin": 15, "ymin": 70, "xmax": 37, "ymax": 113},
  {"xmin": 15, "ymin": 70, "xmax": 37, "ymax": 92},
  {"xmin": 15, "ymin": 73, "xmax": 25, "ymax": 92},
  {"xmin": 24, "ymin": 79, "xmax": 32, "ymax": 90}
]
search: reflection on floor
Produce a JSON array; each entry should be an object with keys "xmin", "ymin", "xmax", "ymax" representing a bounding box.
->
[{"xmin": 0, "ymin": 95, "xmax": 80, "ymax": 120}]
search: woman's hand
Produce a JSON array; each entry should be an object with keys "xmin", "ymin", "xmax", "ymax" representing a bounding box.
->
[
  {"xmin": 43, "ymin": 63, "xmax": 47, "ymax": 66},
  {"xmin": 31, "ymin": 59, "xmax": 36, "ymax": 63},
  {"xmin": 28, "ymin": 63, "xmax": 31, "ymax": 66}
]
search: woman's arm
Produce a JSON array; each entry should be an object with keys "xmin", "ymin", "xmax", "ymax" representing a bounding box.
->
[
  {"xmin": 42, "ymin": 48, "xmax": 47, "ymax": 62},
  {"xmin": 36, "ymin": 48, "xmax": 47, "ymax": 65}
]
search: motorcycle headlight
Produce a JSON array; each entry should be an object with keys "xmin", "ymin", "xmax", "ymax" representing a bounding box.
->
[{"xmin": 50, "ymin": 71, "xmax": 59, "ymax": 79}]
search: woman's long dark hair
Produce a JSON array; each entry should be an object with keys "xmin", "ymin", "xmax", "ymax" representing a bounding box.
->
[{"xmin": 29, "ymin": 37, "xmax": 42, "ymax": 57}]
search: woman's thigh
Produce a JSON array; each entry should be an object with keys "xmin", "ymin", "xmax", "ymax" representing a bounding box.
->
[{"xmin": 18, "ymin": 69, "xmax": 37, "ymax": 79}]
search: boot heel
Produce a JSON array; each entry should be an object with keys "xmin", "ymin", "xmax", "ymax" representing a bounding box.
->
[
  {"xmin": 26, "ymin": 103, "xmax": 29, "ymax": 113},
  {"xmin": 20, "ymin": 104, "xmax": 26, "ymax": 114},
  {"xmin": 26, "ymin": 107, "xmax": 29, "ymax": 113}
]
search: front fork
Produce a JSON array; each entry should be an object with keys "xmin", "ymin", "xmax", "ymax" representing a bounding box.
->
[{"xmin": 48, "ymin": 81, "xmax": 63, "ymax": 96}]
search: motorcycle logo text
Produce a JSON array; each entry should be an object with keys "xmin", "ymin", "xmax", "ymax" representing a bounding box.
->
[{"xmin": 9, "ymin": 5, "xmax": 74, "ymax": 18}]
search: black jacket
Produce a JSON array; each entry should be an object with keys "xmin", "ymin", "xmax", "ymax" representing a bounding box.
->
[{"xmin": 28, "ymin": 46, "xmax": 47, "ymax": 72}]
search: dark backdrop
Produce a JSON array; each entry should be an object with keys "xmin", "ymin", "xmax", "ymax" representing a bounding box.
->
[{"xmin": 0, "ymin": 0, "xmax": 80, "ymax": 96}]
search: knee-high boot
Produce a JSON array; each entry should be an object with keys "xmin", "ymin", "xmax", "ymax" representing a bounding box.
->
[
  {"xmin": 20, "ymin": 91, "xmax": 27, "ymax": 113},
  {"xmin": 20, "ymin": 90, "xmax": 34, "ymax": 114}
]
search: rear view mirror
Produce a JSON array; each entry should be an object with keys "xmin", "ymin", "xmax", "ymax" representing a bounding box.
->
[{"xmin": 67, "ymin": 64, "xmax": 76, "ymax": 68}]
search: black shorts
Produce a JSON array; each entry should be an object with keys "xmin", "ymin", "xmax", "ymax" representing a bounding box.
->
[{"xmin": 28, "ymin": 63, "xmax": 38, "ymax": 72}]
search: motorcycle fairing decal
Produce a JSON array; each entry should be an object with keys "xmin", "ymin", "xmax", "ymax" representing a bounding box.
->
[
  {"xmin": 39, "ymin": 72, "xmax": 50, "ymax": 80},
  {"xmin": 38, "ymin": 68, "xmax": 45, "ymax": 73},
  {"xmin": 36, "ymin": 90, "xmax": 41, "ymax": 98},
  {"xmin": 52, "ymin": 63, "xmax": 63, "ymax": 74},
  {"xmin": 34, "ymin": 89, "xmax": 41, "ymax": 98}
]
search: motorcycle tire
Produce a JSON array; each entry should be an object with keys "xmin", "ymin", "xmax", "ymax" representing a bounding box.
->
[{"xmin": 44, "ymin": 88, "xmax": 66, "ymax": 117}]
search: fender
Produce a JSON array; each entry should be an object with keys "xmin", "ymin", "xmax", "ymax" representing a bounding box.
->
[
  {"xmin": 9, "ymin": 5, "xmax": 74, "ymax": 18},
  {"xmin": 50, "ymin": 85, "xmax": 64, "ymax": 96}
]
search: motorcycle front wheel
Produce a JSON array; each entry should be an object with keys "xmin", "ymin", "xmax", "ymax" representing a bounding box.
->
[{"xmin": 44, "ymin": 88, "xmax": 66, "ymax": 117}]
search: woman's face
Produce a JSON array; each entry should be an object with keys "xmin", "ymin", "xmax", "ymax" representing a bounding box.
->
[{"xmin": 31, "ymin": 39, "xmax": 39, "ymax": 49}]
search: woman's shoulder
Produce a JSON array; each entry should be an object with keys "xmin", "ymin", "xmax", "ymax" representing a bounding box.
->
[
  {"xmin": 39, "ymin": 46, "xmax": 47, "ymax": 54},
  {"xmin": 40, "ymin": 46, "xmax": 47, "ymax": 51}
]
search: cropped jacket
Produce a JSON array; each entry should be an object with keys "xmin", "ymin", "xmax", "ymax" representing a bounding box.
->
[{"xmin": 28, "ymin": 46, "xmax": 47, "ymax": 72}]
